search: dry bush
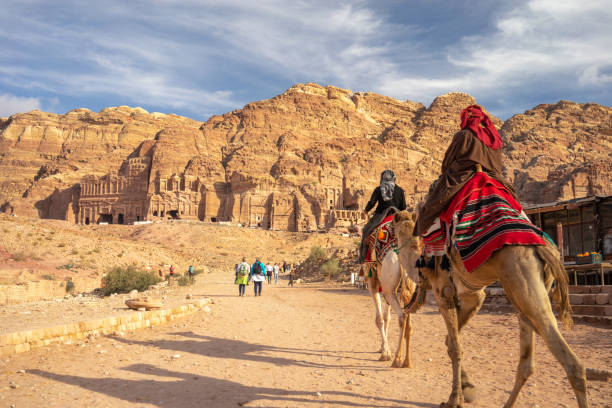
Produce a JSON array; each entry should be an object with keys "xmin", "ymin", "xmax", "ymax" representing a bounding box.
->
[
  {"xmin": 321, "ymin": 258, "xmax": 340, "ymax": 279},
  {"xmin": 101, "ymin": 265, "xmax": 161, "ymax": 296}
]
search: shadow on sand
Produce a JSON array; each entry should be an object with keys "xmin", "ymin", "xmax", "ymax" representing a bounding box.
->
[
  {"xmin": 30, "ymin": 363, "xmax": 438, "ymax": 407},
  {"xmin": 110, "ymin": 331, "xmax": 380, "ymax": 367}
]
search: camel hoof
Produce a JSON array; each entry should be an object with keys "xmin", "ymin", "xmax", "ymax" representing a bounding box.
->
[
  {"xmin": 402, "ymin": 362, "xmax": 412, "ymax": 368},
  {"xmin": 379, "ymin": 354, "xmax": 391, "ymax": 361},
  {"xmin": 391, "ymin": 360, "xmax": 401, "ymax": 368},
  {"xmin": 462, "ymin": 385, "xmax": 477, "ymax": 403}
]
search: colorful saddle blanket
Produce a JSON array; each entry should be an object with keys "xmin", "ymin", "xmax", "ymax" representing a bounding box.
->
[
  {"xmin": 365, "ymin": 214, "xmax": 397, "ymax": 262},
  {"xmin": 422, "ymin": 217, "xmax": 446, "ymax": 257},
  {"xmin": 425, "ymin": 172, "xmax": 545, "ymax": 273}
]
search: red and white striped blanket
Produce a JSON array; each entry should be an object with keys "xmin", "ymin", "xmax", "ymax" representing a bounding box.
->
[{"xmin": 423, "ymin": 172, "xmax": 545, "ymax": 273}]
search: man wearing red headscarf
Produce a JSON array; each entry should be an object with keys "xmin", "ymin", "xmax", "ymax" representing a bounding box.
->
[{"xmin": 414, "ymin": 105, "xmax": 517, "ymax": 236}]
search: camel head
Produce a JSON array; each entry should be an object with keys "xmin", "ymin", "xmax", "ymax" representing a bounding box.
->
[{"xmin": 392, "ymin": 210, "xmax": 422, "ymax": 284}]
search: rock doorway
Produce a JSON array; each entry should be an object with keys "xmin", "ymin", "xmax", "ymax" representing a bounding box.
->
[
  {"xmin": 118, "ymin": 213, "xmax": 124, "ymax": 224},
  {"xmin": 168, "ymin": 210, "xmax": 179, "ymax": 219},
  {"xmin": 99, "ymin": 214, "xmax": 112, "ymax": 224}
]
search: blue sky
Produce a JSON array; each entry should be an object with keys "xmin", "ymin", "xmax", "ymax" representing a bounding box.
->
[{"xmin": 1, "ymin": 0, "xmax": 611, "ymax": 120}]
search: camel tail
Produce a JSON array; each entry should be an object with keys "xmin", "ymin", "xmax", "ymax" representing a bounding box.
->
[{"xmin": 535, "ymin": 241, "xmax": 573, "ymax": 330}]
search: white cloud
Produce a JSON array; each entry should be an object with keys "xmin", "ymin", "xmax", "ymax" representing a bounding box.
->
[
  {"xmin": 374, "ymin": 0, "xmax": 612, "ymax": 115},
  {"xmin": 0, "ymin": 0, "xmax": 609, "ymax": 120},
  {"xmin": 447, "ymin": 1, "xmax": 612, "ymax": 90},
  {"xmin": 579, "ymin": 65, "xmax": 612, "ymax": 86},
  {"xmin": 0, "ymin": 93, "xmax": 41, "ymax": 117}
]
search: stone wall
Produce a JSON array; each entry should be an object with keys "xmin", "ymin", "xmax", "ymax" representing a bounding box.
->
[
  {"xmin": 0, "ymin": 298, "xmax": 212, "ymax": 357},
  {"xmin": 0, "ymin": 276, "xmax": 101, "ymax": 305}
]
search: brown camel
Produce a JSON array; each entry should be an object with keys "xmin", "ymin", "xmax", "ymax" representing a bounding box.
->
[
  {"xmin": 362, "ymin": 245, "xmax": 417, "ymax": 367},
  {"xmin": 393, "ymin": 210, "xmax": 589, "ymax": 408}
]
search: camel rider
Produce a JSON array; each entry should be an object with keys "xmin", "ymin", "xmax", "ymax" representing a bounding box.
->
[
  {"xmin": 414, "ymin": 104, "xmax": 517, "ymax": 237},
  {"xmin": 359, "ymin": 170, "xmax": 407, "ymax": 263}
]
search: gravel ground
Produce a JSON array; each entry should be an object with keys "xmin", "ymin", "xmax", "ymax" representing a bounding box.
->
[{"xmin": 0, "ymin": 269, "xmax": 610, "ymax": 408}]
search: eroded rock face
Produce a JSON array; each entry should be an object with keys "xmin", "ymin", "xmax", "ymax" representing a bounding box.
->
[
  {"xmin": 501, "ymin": 101, "xmax": 612, "ymax": 203},
  {"xmin": 0, "ymin": 107, "xmax": 202, "ymax": 219},
  {"xmin": 0, "ymin": 84, "xmax": 610, "ymax": 230}
]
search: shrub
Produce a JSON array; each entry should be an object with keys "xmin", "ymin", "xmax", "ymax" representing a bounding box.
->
[
  {"xmin": 321, "ymin": 258, "xmax": 340, "ymax": 279},
  {"xmin": 41, "ymin": 274, "xmax": 56, "ymax": 280},
  {"xmin": 65, "ymin": 280, "xmax": 75, "ymax": 293},
  {"xmin": 57, "ymin": 242, "xmax": 66, "ymax": 248},
  {"xmin": 193, "ymin": 269, "xmax": 204, "ymax": 276},
  {"xmin": 12, "ymin": 251, "xmax": 29, "ymax": 261},
  {"xmin": 177, "ymin": 274, "xmax": 195, "ymax": 286},
  {"xmin": 71, "ymin": 249, "xmax": 79, "ymax": 255},
  {"xmin": 101, "ymin": 265, "xmax": 161, "ymax": 296},
  {"xmin": 309, "ymin": 246, "xmax": 327, "ymax": 263}
]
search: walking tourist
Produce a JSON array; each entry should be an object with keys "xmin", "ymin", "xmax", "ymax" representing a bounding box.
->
[
  {"xmin": 188, "ymin": 265, "xmax": 194, "ymax": 277},
  {"xmin": 169, "ymin": 265, "xmax": 175, "ymax": 276},
  {"xmin": 288, "ymin": 263, "xmax": 294, "ymax": 287},
  {"xmin": 273, "ymin": 263, "xmax": 280, "ymax": 284},
  {"xmin": 251, "ymin": 257, "xmax": 267, "ymax": 296},
  {"xmin": 266, "ymin": 262, "xmax": 273, "ymax": 284},
  {"xmin": 235, "ymin": 257, "xmax": 250, "ymax": 296}
]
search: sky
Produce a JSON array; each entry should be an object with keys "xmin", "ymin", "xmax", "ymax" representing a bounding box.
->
[{"xmin": 1, "ymin": 0, "xmax": 611, "ymax": 121}]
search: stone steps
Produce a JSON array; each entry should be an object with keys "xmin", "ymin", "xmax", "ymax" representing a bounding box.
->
[
  {"xmin": 483, "ymin": 285, "xmax": 612, "ymax": 323},
  {"xmin": 573, "ymin": 315, "xmax": 612, "ymax": 327},
  {"xmin": 569, "ymin": 293, "xmax": 611, "ymax": 305},
  {"xmin": 569, "ymin": 285, "xmax": 612, "ymax": 295},
  {"xmin": 571, "ymin": 305, "xmax": 612, "ymax": 316}
]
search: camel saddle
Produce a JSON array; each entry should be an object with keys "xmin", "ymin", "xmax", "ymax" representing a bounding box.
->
[
  {"xmin": 364, "ymin": 214, "xmax": 397, "ymax": 263},
  {"xmin": 424, "ymin": 171, "xmax": 545, "ymax": 273}
]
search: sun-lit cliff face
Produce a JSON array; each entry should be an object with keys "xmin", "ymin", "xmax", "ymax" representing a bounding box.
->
[{"xmin": 0, "ymin": 83, "xmax": 610, "ymax": 230}]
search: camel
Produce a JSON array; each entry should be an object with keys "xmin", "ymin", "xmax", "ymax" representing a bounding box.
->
[
  {"xmin": 363, "ymin": 243, "xmax": 417, "ymax": 368},
  {"xmin": 393, "ymin": 210, "xmax": 589, "ymax": 408}
]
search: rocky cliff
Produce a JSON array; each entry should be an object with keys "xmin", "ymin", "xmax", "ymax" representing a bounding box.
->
[
  {"xmin": 0, "ymin": 83, "xmax": 610, "ymax": 229},
  {"xmin": 501, "ymin": 101, "xmax": 612, "ymax": 203}
]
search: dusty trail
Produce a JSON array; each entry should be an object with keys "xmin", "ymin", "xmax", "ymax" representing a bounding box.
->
[{"xmin": 1, "ymin": 270, "xmax": 611, "ymax": 407}]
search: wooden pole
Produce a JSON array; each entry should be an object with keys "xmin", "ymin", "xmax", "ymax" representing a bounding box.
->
[{"xmin": 556, "ymin": 222, "xmax": 564, "ymax": 261}]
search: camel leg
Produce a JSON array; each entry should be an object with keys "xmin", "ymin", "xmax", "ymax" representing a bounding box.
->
[
  {"xmin": 433, "ymin": 280, "xmax": 463, "ymax": 407},
  {"xmin": 503, "ymin": 315, "xmax": 535, "ymax": 408},
  {"xmin": 384, "ymin": 292, "xmax": 412, "ymax": 368},
  {"xmin": 384, "ymin": 301, "xmax": 392, "ymax": 340},
  {"xmin": 454, "ymin": 289, "xmax": 485, "ymax": 403},
  {"xmin": 498, "ymin": 252, "xmax": 589, "ymax": 408},
  {"xmin": 370, "ymin": 280, "xmax": 391, "ymax": 360},
  {"xmin": 401, "ymin": 312, "xmax": 412, "ymax": 368}
]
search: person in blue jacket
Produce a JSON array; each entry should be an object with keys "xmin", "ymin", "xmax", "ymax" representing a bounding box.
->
[{"xmin": 250, "ymin": 257, "xmax": 267, "ymax": 296}]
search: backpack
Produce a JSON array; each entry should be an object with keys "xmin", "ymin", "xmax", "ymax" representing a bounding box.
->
[
  {"xmin": 252, "ymin": 262, "xmax": 264, "ymax": 275},
  {"xmin": 238, "ymin": 263, "xmax": 248, "ymax": 276}
]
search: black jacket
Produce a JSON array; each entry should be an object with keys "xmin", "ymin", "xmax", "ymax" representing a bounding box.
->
[{"xmin": 365, "ymin": 185, "xmax": 406, "ymax": 215}]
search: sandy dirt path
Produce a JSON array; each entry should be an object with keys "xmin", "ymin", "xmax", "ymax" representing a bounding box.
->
[{"xmin": 1, "ymin": 270, "xmax": 611, "ymax": 408}]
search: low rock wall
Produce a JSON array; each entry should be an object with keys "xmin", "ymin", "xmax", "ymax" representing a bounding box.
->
[
  {"xmin": 0, "ymin": 298, "xmax": 212, "ymax": 357},
  {"xmin": 0, "ymin": 276, "xmax": 101, "ymax": 305}
]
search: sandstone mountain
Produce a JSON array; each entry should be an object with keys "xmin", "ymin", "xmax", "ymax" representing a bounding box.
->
[{"xmin": 0, "ymin": 83, "xmax": 610, "ymax": 231}]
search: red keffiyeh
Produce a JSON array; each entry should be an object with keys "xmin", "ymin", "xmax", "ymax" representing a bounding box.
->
[{"xmin": 460, "ymin": 105, "xmax": 503, "ymax": 150}]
